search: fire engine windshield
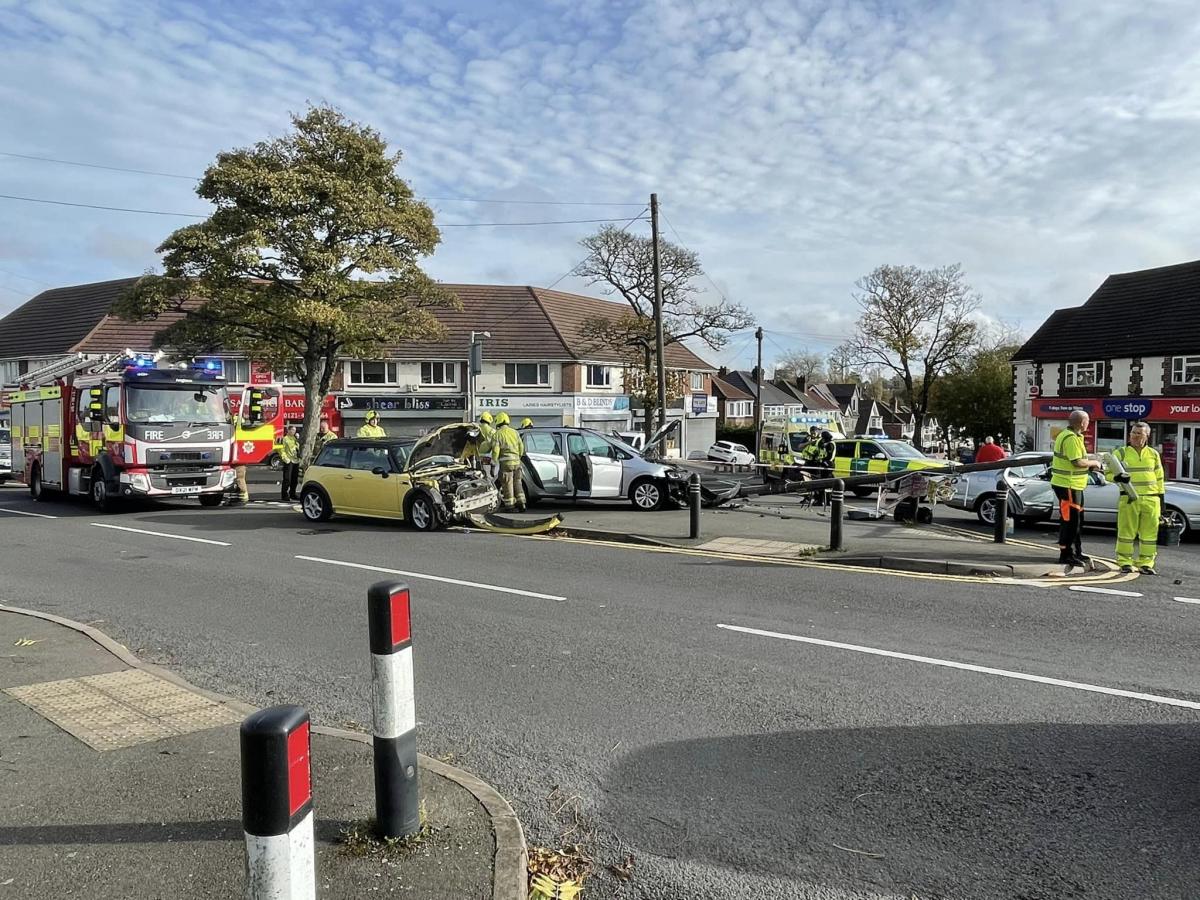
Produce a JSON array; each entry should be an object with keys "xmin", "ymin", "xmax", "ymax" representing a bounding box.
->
[{"xmin": 126, "ymin": 385, "xmax": 229, "ymax": 425}]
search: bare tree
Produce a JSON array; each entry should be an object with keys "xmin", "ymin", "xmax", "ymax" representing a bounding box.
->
[
  {"xmin": 773, "ymin": 347, "xmax": 826, "ymax": 384},
  {"xmin": 573, "ymin": 225, "xmax": 754, "ymax": 438},
  {"xmin": 834, "ymin": 264, "xmax": 980, "ymax": 450}
]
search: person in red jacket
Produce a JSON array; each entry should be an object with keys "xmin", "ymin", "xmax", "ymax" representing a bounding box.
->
[{"xmin": 974, "ymin": 436, "xmax": 1007, "ymax": 463}]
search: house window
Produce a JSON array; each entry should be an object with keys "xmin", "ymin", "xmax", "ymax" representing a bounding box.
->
[
  {"xmin": 420, "ymin": 362, "xmax": 456, "ymax": 386},
  {"xmin": 586, "ymin": 365, "xmax": 611, "ymax": 388},
  {"xmin": 505, "ymin": 363, "xmax": 549, "ymax": 387},
  {"xmin": 1171, "ymin": 356, "xmax": 1200, "ymax": 385},
  {"xmin": 348, "ymin": 360, "xmax": 399, "ymax": 386},
  {"xmin": 727, "ymin": 400, "xmax": 752, "ymax": 418},
  {"xmin": 763, "ymin": 405, "xmax": 785, "ymax": 418},
  {"xmin": 1064, "ymin": 361, "xmax": 1104, "ymax": 388},
  {"xmin": 690, "ymin": 372, "xmax": 705, "ymax": 391},
  {"xmin": 218, "ymin": 358, "xmax": 250, "ymax": 384}
]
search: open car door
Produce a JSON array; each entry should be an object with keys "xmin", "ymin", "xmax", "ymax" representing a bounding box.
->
[{"xmin": 233, "ymin": 383, "xmax": 284, "ymax": 465}]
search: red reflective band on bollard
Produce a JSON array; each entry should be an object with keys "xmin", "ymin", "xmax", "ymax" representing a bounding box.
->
[
  {"xmin": 287, "ymin": 721, "xmax": 311, "ymax": 817},
  {"xmin": 390, "ymin": 589, "xmax": 411, "ymax": 648}
]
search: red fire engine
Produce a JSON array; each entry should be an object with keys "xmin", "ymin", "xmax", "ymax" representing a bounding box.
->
[{"xmin": 9, "ymin": 354, "xmax": 237, "ymax": 510}]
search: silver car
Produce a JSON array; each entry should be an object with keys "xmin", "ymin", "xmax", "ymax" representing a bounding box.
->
[
  {"xmin": 954, "ymin": 456, "xmax": 1200, "ymax": 535},
  {"xmin": 520, "ymin": 426, "xmax": 690, "ymax": 511},
  {"xmin": 947, "ymin": 453, "xmax": 1055, "ymax": 525}
]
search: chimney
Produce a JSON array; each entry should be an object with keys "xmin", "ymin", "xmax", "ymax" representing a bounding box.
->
[
  {"xmin": 795, "ymin": 375, "xmax": 806, "ymax": 393},
  {"xmin": 751, "ymin": 366, "xmax": 761, "ymax": 381},
  {"xmin": 718, "ymin": 365, "xmax": 728, "ymax": 378}
]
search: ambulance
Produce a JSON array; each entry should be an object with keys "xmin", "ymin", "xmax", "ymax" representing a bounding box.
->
[{"xmin": 760, "ymin": 414, "xmax": 845, "ymax": 482}]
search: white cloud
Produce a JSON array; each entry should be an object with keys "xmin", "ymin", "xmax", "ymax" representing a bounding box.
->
[{"xmin": 0, "ymin": 0, "xmax": 1199, "ymax": 373}]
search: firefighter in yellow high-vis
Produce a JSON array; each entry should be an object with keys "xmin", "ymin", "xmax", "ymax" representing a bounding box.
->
[
  {"xmin": 493, "ymin": 412, "xmax": 526, "ymax": 511},
  {"xmin": 356, "ymin": 410, "xmax": 386, "ymax": 438},
  {"xmin": 477, "ymin": 412, "xmax": 496, "ymax": 478},
  {"xmin": 1106, "ymin": 421, "xmax": 1165, "ymax": 575}
]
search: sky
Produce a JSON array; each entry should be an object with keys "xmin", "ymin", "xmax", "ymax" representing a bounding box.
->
[{"xmin": 1, "ymin": 0, "xmax": 1199, "ymax": 371}]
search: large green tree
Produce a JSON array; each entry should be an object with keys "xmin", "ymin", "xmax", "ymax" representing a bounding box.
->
[
  {"xmin": 834, "ymin": 264, "xmax": 980, "ymax": 450},
  {"xmin": 115, "ymin": 106, "xmax": 454, "ymax": 464},
  {"xmin": 930, "ymin": 342, "xmax": 1022, "ymax": 446},
  {"xmin": 572, "ymin": 225, "xmax": 754, "ymax": 440}
]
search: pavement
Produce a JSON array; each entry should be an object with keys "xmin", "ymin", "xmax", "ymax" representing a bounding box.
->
[
  {"xmin": 2, "ymin": 483, "xmax": 1199, "ymax": 899},
  {"xmin": 0, "ymin": 605, "xmax": 522, "ymax": 900},
  {"xmin": 539, "ymin": 491, "xmax": 1127, "ymax": 580}
]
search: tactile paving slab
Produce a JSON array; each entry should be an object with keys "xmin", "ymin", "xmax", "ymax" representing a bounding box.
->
[{"xmin": 5, "ymin": 668, "xmax": 242, "ymax": 751}]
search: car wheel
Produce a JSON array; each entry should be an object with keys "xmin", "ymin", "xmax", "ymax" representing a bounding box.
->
[
  {"xmin": 30, "ymin": 465, "xmax": 44, "ymax": 501},
  {"xmin": 1163, "ymin": 505, "xmax": 1190, "ymax": 536},
  {"xmin": 916, "ymin": 505, "xmax": 933, "ymax": 525},
  {"xmin": 630, "ymin": 478, "xmax": 664, "ymax": 511},
  {"xmin": 975, "ymin": 494, "xmax": 997, "ymax": 525},
  {"xmin": 199, "ymin": 493, "xmax": 223, "ymax": 508},
  {"xmin": 267, "ymin": 453, "xmax": 282, "ymax": 471},
  {"xmin": 852, "ymin": 486, "xmax": 875, "ymax": 498},
  {"xmin": 300, "ymin": 486, "xmax": 332, "ymax": 522},
  {"xmin": 406, "ymin": 492, "xmax": 439, "ymax": 531},
  {"xmin": 91, "ymin": 468, "xmax": 117, "ymax": 513}
]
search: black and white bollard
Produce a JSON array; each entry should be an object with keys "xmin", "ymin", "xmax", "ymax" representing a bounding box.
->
[
  {"xmin": 829, "ymin": 479, "xmax": 844, "ymax": 551},
  {"xmin": 688, "ymin": 473, "xmax": 702, "ymax": 539},
  {"xmin": 367, "ymin": 581, "xmax": 420, "ymax": 840},
  {"xmin": 993, "ymin": 479, "xmax": 1009, "ymax": 544},
  {"xmin": 240, "ymin": 705, "xmax": 315, "ymax": 900}
]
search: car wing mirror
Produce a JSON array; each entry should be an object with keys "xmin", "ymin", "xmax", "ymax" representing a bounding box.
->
[
  {"xmin": 372, "ymin": 466, "xmax": 390, "ymax": 479},
  {"xmin": 872, "ymin": 453, "xmax": 887, "ymax": 460}
]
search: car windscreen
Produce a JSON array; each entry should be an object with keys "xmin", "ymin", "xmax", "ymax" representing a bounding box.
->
[
  {"xmin": 788, "ymin": 435, "xmax": 810, "ymax": 453},
  {"xmin": 606, "ymin": 436, "xmax": 643, "ymax": 457},
  {"xmin": 881, "ymin": 441, "xmax": 926, "ymax": 459},
  {"xmin": 126, "ymin": 385, "xmax": 228, "ymax": 425}
]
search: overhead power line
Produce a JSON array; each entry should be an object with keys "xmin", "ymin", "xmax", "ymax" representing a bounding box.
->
[
  {"xmin": 0, "ymin": 266, "xmax": 53, "ymax": 289},
  {"xmin": 0, "ymin": 193, "xmax": 206, "ymax": 217},
  {"xmin": 440, "ymin": 217, "xmax": 646, "ymax": 228},
  {"xmin": 0, "ymin": 149, "xmax": 644, "ymax": 207},
  {"xmin": 0, "ymin": 283, "xmax": 28, "ymax": 297},
  {"xmin": 544, "ymin": 207, "xmax": 649, "ymax": 290}
]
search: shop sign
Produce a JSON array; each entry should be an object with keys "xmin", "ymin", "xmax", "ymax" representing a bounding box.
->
[
  {"xmin": 690, "ymin": 393, "xmax": 708, "ymax": 415},
  {"xmin": 1102, "ymin": 397, "xmax": 1151, "ymax": 419},
  {"xmin": 1150, "ymin": 398, "xmax": 1200, "ymax": 420},
  {"xmin": 250, "ymin": 362, "xmax": 274, "ymax": 385},
  {"xmin": 477, "ymin": 395, "xmax": 574, "ymax": 412},
  {"xmin": 574, "ymin": 395, "xmax": 630, "ymax": 412},
  {"xmin": 336, "ymin": 395, "xmax": 465, "ymax": 412},
  {"xmin": 1032, "ymin": 398, "xmax": 1097, "ymax": 417}
]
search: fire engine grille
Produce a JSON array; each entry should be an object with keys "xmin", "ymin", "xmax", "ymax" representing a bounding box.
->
[
  {"xmin": 166, "ymin": 476, "xmax": 209, "ymax": 488},
  {"xmin": 146, "ymin": 450, "xmax": 216, "ymax": 466}
]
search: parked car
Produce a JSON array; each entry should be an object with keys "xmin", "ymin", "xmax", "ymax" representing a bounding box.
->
[
  {"xmin": 521, "ymin": 426, "xmax": 690, "ymax": 511},
  {"xmin": 959, "ymin": 460, "xmax": 1200, "ymax": 535},
  {"xmin": 707, "ymin": 441, "xmax": 755, "ymax": 465},
  {"xmin": 298, "ymin": 424, "xmax": 498, "ymax": 529},
  {"xmin": 947, "ymin": 453, "xmax": 1055, "ymax": 525}
]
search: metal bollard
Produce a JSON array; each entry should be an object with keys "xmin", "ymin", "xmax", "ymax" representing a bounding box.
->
[
  {"xmin": 993, "ymin": 480, "xmax": 1009, "ymax": 544},
  {"xmin": 829, "ymin": 479, "xmax": 844, "ymax": 551},
  {"xmin": 367, "ymin": 581, "xmax": 420, "ymax": 839},
  {"xmin": 688, "ymin": 473, "xmax": 701, "ymax": 538},
  {"xmin": 240, "ymin": 705, "xmax": 315, "ymax": 900}
]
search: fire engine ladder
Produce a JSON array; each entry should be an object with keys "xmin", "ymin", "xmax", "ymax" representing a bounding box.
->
[{"xmin": 16, "ymin": 352, "xmax": 126, "ymax": 384}]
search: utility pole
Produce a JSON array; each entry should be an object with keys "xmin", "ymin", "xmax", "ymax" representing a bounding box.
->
[
  {"xmin": 650, "ymin": 193, "xmax": 668, "ymax": 443},
  {"xmin": 755, "ymin": 326, "xmax": 764, "ymax": 457}
]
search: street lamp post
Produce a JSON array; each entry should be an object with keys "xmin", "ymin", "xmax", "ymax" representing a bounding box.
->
[{"xmin": 467, "ymin": 331, "xmax": 490, "ymax": 422}]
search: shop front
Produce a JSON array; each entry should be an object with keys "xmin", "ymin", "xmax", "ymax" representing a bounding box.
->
[
  {"xmin": 336, "ymin": 394, "xmax": 466, "ymax": 437},
  {"xmin": 475, "ymin": 394, "xmax": 632, "ymax": 431},
  {"xmin": 1031, "ymin": 396, "xmax": 1200, "ymax": 481}
]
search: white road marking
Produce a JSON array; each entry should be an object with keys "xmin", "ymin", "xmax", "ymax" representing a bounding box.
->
[
  {"xmin": 89, "ymin": 523, "xmax": 231, "ymax": 546},
  {"xmin": 0, "ymin": 507, "xmax": 58, "ymax": 519},
  {"xmin": 295, "ymin": 555, "xmax": 567, "ymax": 601},
  {"xmin": 1175, "ymin": 597, "xmax": 1200, "ymax": 605},
  {"xmin": 1068, "ymin": 586, "xmax": 1143, "ymax": 597},
  {"xmin": 718, "ymin": 623, "xmax": 1200, "ymax": 711}
]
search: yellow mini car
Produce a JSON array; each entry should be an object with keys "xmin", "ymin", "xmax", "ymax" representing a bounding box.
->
[{"xmin": 298, "ymin": 424, "xmax": 498, "ymax": 529}]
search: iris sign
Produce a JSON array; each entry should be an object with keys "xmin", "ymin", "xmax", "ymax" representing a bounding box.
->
[{"xmin": 1102, "ymin": 398, "xmax": 1151, "ymax": 420}]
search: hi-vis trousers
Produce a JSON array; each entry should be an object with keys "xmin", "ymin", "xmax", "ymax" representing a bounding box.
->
[{"xmin": 1116, "ymin": 495, "xmax": 1159, "ymax": 568}]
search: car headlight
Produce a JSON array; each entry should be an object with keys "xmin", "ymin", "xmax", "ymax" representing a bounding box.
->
[
  {"xmin": 221, "ymin": 469, "xmax": 236, "ymax": 487},
  {"xmin": 665, "ymin": 469, "xmax": 686, "ymax": 479},
  {"xmin": 129, "ymin": 473, "xmax": 150, "ymax": 492}
]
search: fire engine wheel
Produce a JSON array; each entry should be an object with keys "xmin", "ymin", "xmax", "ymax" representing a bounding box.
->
[
  {"xmin": 30, "ymin": 466, "xmax": 45, "ymax": 501},
  {"xmin": 406, "ymin": 492, "xmax": 439, "ymax": 531},
  {"xmin": 90, "ymin": 469, "xmax": 118, "ymax": 513},
  {"xmin": 300, "ymin": 486, "xmax": 332, "ymax": 522}
]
